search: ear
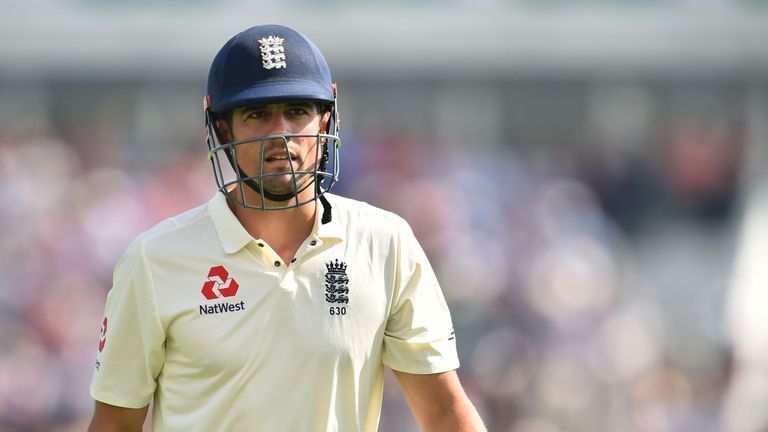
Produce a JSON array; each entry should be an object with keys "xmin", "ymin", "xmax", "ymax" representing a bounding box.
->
[
  {"xmin": 215, "ymin": 118, "xmax": 233, "ymax": 143},
  {"xmin": 319, "ymin": 111, "xmax": 332, "ymax": 134}
]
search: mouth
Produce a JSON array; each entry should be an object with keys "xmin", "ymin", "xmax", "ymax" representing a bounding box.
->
[{"xmin": 263, "ymin": 153, "xmax": 298, "ymax": 164}]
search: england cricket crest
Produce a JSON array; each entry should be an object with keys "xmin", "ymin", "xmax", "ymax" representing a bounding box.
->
[
  {"xmin": 325, "ymin": 259, "xmax": 349, "ymax": 304},
  {"xmin": 258, "ymin": 36, "xmax": 287, "ymax": 70}
]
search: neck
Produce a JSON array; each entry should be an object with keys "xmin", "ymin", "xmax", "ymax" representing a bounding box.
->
[{"xmin": 227, "ymin": 186, "xmax": 317, "ymax": 264}]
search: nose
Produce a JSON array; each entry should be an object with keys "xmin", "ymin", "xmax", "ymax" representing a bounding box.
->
[
  {"xmin": 263, "ymin": 112, "xmax": 292, "ymax": 152},
  {"xmin": 268, "ymin": 112, "xmax": 290, "ymax": 135}
]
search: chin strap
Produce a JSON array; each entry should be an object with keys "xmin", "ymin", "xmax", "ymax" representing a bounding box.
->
[{"xmin": 320, "ymin": 194, "xmax": 332, "ymax": 224}]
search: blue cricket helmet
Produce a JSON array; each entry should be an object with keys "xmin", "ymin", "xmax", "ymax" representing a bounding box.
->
[
  {"xmin": 207, "ymin": 24, "xmax": 335, "ymax": 113},
  {"xmin": 204, "ymin": 24, "xmax": 341, "ymax": 211}
]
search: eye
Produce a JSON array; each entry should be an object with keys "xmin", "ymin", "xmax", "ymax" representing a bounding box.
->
[
  {"xmin": 246, "ymin": 110, "xmax": 269, "ymax": 119},
  {"xmin": 287, "ymin": 107, "xmax": 310, "ymax": 116}
]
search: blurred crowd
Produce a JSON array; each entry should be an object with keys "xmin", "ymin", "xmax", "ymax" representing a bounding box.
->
[
  {"xmin": 0, "ymin": 104, "xmax": 755, "ymax": 432},
  {"xmin": 0, "ymin": 129, "xmax": 212, "ymax": 431},
  {"xmin": 359, "ymin": 123, "xmax": 742, "ymax": 432}
]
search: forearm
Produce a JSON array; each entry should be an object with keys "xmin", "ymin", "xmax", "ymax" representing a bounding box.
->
[
  {"xmin": 393, "ymin": 369, "xmax": 486, "ymax": 432},
  {"xmin": 417, "ymin": 396, "xmax": 486, "ymax": 432},
  {"xmin": 88, "ymin": 401, "xmax": 148, "ymax": 432}
]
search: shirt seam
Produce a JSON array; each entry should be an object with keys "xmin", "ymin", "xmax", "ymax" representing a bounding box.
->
[
  {"xmin": 384, "ymin": 217, "xmax": 403, "ymax": 322},
  {"xmin": 139, "ymin": 237, "xmax": 166, "ymax": 344}
]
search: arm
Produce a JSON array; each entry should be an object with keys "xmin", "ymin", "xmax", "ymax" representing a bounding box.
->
[
  {"xmin": 392, "ymin": 369, "xmax": 486, "ymax": 432},
  {"xmin": 90, "ymin": 243, "xmax": 165, "ymax": 431},
  {"xmin": 88, "ymin": 401, "xmax": 149, "ymax": 432}
]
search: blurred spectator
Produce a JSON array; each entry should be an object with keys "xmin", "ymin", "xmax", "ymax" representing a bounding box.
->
[{"xmin": 659, "ymin": 121, "xmax": 744, "ymax": 221}]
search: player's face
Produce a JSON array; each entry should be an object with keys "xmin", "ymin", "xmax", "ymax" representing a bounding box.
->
[{"xmin": 223, "ymin": 101, "xmax": 330, "ymax": 199}]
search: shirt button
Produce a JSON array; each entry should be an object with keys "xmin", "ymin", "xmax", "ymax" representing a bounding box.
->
[
  {"xmin": 309, "ymin": 240, "xmax": 318, "ymax": 246},
  {"xmin": 257, "ymin": 242, "xmax": 264, "ymax": 248},
  {"xmin": 274, "ymin": 261, "xmax": 281, "ymax": 267},
  {"xmin": 291, "ymin": 257, "xmax": 297, "ymax": 263}
]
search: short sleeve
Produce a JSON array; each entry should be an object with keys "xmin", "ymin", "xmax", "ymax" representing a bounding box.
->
[
  {"xmin": 382, "ymin": 218, "xmax": 460, "ymax": 374},
  {"xmin": 90, "ymin": 241, "xmax": 166, "ymax": 408}
]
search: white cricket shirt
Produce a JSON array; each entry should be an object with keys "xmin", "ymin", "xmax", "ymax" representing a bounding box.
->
[{"xmin": 90, "ymin": 192, "xmax": 459, "ymax": 431}]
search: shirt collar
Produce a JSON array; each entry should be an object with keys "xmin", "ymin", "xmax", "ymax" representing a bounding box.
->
[
  {"xmin": 208, "ymin": 192, "xmax": 253, "ymax": 254},
  {"xmin": 208, "ymin": 192, "xmax": 344, "ymax": 254}
]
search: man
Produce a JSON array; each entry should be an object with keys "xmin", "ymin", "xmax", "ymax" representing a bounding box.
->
[{"xmin": 88, "ymin": 24, "xmax": 485, "ymax": 431}]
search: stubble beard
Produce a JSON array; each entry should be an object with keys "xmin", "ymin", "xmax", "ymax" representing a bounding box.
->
[
  {"xmin": 254, "ymin": 150, "xmax": 319, "ymax": 200},
  {"xmin": 259, "ymin": 169, "xmax": 315, "ymax": 198},
  {"xmin": 238, "ymin": 137, "xmax": 322, "ymax": 201}
]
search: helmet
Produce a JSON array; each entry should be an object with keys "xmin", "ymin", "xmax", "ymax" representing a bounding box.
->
[{"xmin": 204, "ymin": 24, "xmax": 341, "ymax": 210}]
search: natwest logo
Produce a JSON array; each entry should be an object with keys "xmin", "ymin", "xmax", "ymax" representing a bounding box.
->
[
  {"xmin": 201, "ymin": 265, "xmax": 240, "ymax": 300},
  {"xmin": 98, "ymin": 317, "xmax": 108, "ymax": 352}
]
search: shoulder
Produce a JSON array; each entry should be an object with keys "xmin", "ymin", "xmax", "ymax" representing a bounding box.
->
[
  {"xmin": 326, "ymin": 193, "xmax": 413, "ymax": 236},
  {"xmin": 120, "ymin": 202, "xmax": 213, "ymax": 262},
  {"xmin": 326, "ymin": 193, "xmax": 408, "ymax": 226}
]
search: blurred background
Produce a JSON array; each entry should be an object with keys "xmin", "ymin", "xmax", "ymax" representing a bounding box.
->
[{"xmin": 1, "ymin": 1, "xmax": 768, "ymax": 431}]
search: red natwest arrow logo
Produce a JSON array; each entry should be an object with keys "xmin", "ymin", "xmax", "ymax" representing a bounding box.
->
[
  {"xmin": 201, "ymin": 266, "xmax": 240, "ymax": 300},
  {"xmin": 98, "ymin": 317, "xmax": 107, "ymax": 352}
]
